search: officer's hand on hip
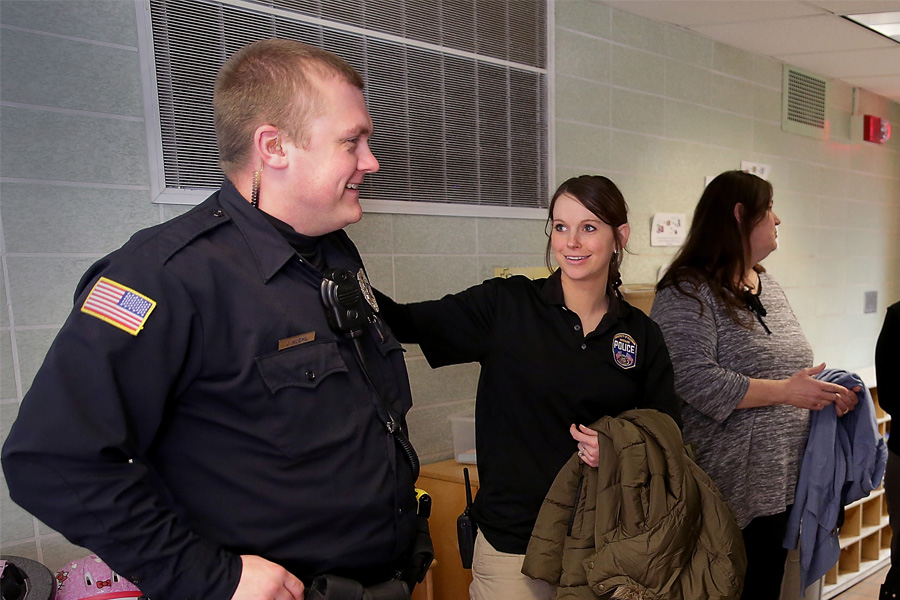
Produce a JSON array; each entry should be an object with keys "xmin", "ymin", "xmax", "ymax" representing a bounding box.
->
[{"xmin": 233, "ymin": 555, "xmax": 305, "ymax": 600}]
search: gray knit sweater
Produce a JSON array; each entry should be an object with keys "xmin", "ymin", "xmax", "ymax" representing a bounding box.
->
[{"xmin": 650, "ymin": 272, "xmax": 813, "ymax": 528}]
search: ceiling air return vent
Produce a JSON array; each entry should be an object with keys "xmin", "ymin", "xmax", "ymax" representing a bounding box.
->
[{"xmin": 782, "ymin": 65, "xmax": 829, "ymax": 139}]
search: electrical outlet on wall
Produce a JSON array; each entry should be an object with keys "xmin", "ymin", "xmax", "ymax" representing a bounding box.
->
[{"xmin": 864, "ymin": 291, "xmax": 878, "ymax": 314}]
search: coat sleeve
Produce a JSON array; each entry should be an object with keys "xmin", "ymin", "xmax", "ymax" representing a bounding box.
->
[
  {"xmin": 521, "ymin": 457, "xmax": 585, "ymax": 584},
  {"xmin": 1, "ymin": 258, "xmax": 241, "ymax": 600}
]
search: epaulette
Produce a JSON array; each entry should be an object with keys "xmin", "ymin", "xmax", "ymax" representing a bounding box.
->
[{"xmin": 154, "ymin": 199, "xmax": 233, "ymax": 264}]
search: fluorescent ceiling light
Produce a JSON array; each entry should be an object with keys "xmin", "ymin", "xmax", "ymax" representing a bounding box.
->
[{"xmin": 845, "ymin": 11, "xmax": 900, "ymax": 42}]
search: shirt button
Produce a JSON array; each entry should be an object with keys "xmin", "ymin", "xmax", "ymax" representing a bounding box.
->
[
  {"xmin": 581, "ymin": 343, "xmax": 587, "ymax": 350},
  {"xmin": 574, "ymin": 324, "xmax": 581, "ymax": 331},
  {"xmin": 306, "ymin": 370, "xmax": 316, "ymax": 381},
  {"xmin": 212, "ymin": 209, "xmax": 224, "ymax": 218}
]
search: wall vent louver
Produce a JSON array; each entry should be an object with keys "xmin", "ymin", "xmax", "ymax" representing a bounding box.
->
[{"xmin": 782, "ymin": 65, "xmax": 829, "ymax": 139}]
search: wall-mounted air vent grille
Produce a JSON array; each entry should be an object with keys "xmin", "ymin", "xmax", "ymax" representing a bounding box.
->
[{"xmin": 782, "ymin": 65, "xmax": 829, "ymax": 139}]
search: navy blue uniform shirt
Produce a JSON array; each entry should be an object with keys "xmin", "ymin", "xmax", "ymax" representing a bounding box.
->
[
  {"xmin": 2, "ymin": 179, "xmax": 417, "ymax": 600},
  {"xmin": 376, "ymin": 273, "xmax": 681, "ymax": 554},
  {"xmin": 876, "ymin": 301, "xmax": 900, "ymax": 453}
]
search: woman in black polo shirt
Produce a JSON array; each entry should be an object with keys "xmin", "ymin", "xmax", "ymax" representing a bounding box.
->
[{"xmin": 375, "ymin": 175, "xmax": 681, "ymax": 600}]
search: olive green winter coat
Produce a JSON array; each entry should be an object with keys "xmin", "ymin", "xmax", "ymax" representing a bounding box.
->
[{"xmin": 522, "ymin": 409, "xmax": 746, "ymax": 600}]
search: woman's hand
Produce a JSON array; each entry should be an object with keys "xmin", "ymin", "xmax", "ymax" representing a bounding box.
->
[
  {"xmin": 570, "ymin": 423, "xmax": 600, "ymax": 468},
  {"xmin": 782, "ymin": 363, "xmax": 860, "ymax": 416}
]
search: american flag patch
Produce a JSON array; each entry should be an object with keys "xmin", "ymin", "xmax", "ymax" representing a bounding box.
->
[{"xmin": 81, "ymin": 277, "xmax": 157, "ymax": 336}]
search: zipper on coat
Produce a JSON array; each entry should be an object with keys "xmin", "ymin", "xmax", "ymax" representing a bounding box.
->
[{"xmin": 567, "ymin": 474, "xmax": 586, "ymax": 537}]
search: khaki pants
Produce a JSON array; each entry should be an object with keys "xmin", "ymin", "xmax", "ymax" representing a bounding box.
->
[
  {"xmin": 779, "ymin": 548, "xmax": 822, "ymax": 600},
  {"xmin": 469, "ymin": 534, "xmax": 556, "ymax": 600}
]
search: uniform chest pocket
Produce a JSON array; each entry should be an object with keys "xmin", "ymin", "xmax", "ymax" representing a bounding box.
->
[
  {"xmin": 375, "ymin": 333, "xmax": 404, "ymax": 357},
  {"xmin": 255, "ymin": 340, "xmax": 358, "ymax": 460},
  {"xmin": 367, "ymin": 325, "xmax": 413, "ymax": 415},
  {"xmin": 255, "ymin": 339, "xmax": 348, "ymax": 393}
]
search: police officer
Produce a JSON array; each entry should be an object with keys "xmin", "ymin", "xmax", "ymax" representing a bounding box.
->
[
  {"xmin": 2, "ymin": 39, "xmax": 418, "ymax": 600},
  {"xmin": 878, "ymin": 300, "xmax": 900, "ymax": 600}
]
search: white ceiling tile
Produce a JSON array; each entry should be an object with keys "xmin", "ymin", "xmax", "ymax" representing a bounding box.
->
[
  {"xmin": 809, "ymin": 1, "xmax": 900, "ymax": 17},
  {"xmin": 602, "ymin": 1, "xmax": 824, "ymax": 25},
  {"xmin": 692, "ymin": 15, "xmax": 895, "ymax": 54},
  {"xmin": 599, "ymin": 0, "xmax": 900, "ymax": 102}
]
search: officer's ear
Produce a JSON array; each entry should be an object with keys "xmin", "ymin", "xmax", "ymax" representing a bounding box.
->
[{"xmin": 253, "ymin": 125, "xmax": 287, "ymax": 169}]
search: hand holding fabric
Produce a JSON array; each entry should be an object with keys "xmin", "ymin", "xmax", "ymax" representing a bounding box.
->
[
  {"xmin": 782, "ymin": 363, "xmax": 859, "ymax": 415},
  {"xmin": 571, "ymin": 423, "xmax": 600, "ymax": 468}
]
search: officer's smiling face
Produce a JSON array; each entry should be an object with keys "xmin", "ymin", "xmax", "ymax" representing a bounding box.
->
[
  {"xmin": 550, "ymin": 193, "xmax": 625, "ymax": 287},
  {"xmin": 279, "ymin": 74, "xmax": 379, "ymax": 236}
]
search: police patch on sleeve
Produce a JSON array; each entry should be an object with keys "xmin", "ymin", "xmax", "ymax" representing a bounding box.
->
[
  {"xmin": 81, "ymin": 277, "xmax": 157, "ymax": 336},
  {"xmin": 612, "ymin": 333, "xmax": 637, "ymax": 369}
]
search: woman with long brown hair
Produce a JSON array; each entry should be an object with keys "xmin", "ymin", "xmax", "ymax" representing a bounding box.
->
[
  {"xmin": 650, "ymin": 170, "xmax": 858, "ymax": 598},
  {"xmin": 375, "ymin": 175, "xmax": 680, "ymax": 600}
]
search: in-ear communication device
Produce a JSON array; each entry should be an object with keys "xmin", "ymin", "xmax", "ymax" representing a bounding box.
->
[
  {"xmin": 320, "ymin": 268, "xmax": 369, "ymax": 335},
  {"xmin": 457, "ymin": 467, "xmax": 478, "ymax": 569}
]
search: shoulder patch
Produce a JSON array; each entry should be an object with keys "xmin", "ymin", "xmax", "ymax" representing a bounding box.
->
[
  {"xmin": 81, "ymin": 277, "xmax": 157, "ymax": 336},
  {"xmin": 612, "ymin": 332, "xmax": 637, "ymax": 369}
]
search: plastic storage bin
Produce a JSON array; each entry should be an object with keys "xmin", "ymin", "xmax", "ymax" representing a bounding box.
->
[{"xmin": 450, "ymin": 410, "xmax": 476, "ymax": 464}]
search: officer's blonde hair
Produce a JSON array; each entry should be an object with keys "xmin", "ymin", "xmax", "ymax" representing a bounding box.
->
[{"xmin": 214, "ymin": 38, "xmax": 364, "ymax": 175}]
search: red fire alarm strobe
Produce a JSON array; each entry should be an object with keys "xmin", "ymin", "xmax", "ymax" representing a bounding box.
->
[{"xmin": 862, "ymin": 114, "xmax": 891, "ymax": 144}]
